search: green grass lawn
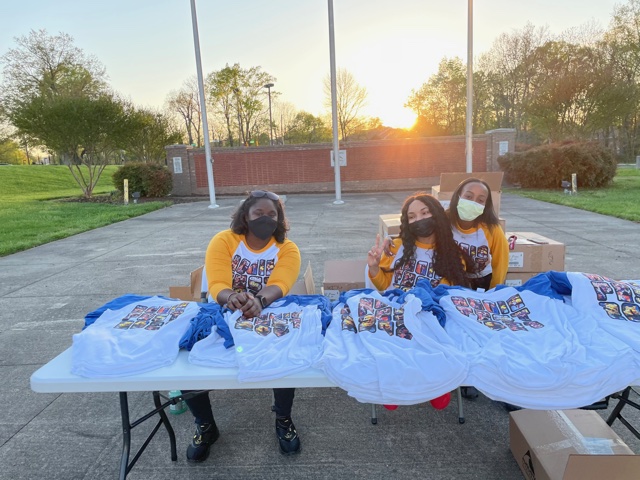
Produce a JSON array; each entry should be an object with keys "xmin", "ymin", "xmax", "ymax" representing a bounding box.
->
[
  {"xmin": 0, "ymin": 165, "xmax": 169, "ymax": 256},
  {"xmin": 504, "ymin": 168, "xmax": 640, "ymax": 222}
]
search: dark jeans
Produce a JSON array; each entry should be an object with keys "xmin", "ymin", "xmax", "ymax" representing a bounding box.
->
[
  {"xmin": 468, "ymin": 273, "xmax": 493, "ymax": 291},
  {"xmin": 184, "ymin": 388, "xmax": 296, "ymax": 425}
]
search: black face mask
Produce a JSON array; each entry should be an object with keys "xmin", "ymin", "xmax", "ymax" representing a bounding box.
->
[
  {"xmin": 409, "ymin": 217, "xmax": 436, "ymax": 238},
  {"xmin": 248, "ymin": 216, "xmax": 278, "ymax": 240}
]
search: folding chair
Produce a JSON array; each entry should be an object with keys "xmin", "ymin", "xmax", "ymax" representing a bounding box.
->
[{"xmin": 200, "ymin": 266, "xmax": 211, "ymax": 303}]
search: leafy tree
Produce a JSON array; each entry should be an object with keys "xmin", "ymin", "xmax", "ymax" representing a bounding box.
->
[
  {"xmin": 603, "ymin": 0, "xmax": 640, "ymax": 160},
  {"xmin": 287, "ymin": 111, "xmax": 331, "ymax": 144},
  {"xmin": 0, "ymin": 138, "xmax": 28, "ymax": 164},
  {"xmin": 0, "ymin": 29, "xmax": 107, "ymax": 111},
  {"xmin": 124, "ymin": 107, "xmax": 183, "ymax": 163},
  {"xmin": 323, "ymin": 68, "xmax": 368, "ymax": 141},
  {"xmin": 406, "ymin": 57, "xmax": 466, "ymax": 136},
  {"xmin": 10, "ymin": 94, "xmax": 132, "ymax": 197},
  {"xmin": 207, "ymin": 63, "xmax": 275, "ymax": 146},
  {"xmin": 476, "ymin": 24, "xmax": 550, "ymax": 141}
]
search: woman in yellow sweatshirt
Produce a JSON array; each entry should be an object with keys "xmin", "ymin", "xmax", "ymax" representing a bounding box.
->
[
  {"xmin": 447, "ymin": 178, "xmax": 508, "ymax": 291},
  {"xmin": 185, "ymin": 190, "xmax": 302, "ymax": 462}
]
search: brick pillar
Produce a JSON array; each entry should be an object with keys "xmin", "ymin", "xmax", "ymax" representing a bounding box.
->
[
  {"xmin": 485, "ymin": 128, "xmax": 516, "ymax": 171},
  {"xmin": 165, "ymin": 144, "xmax": 191, "ymax": 196}
]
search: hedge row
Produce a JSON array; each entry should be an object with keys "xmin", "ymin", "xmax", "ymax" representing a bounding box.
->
[
  {"xmin": 112, "ymin": 163, "xmax": 173, "ymax": 198},
  {"xmin": 497, "ymin": 141, "xmax": 617, "ymax": 188}
]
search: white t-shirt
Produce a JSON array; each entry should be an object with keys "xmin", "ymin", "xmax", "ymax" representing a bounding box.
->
[
  {"xmin": 219, "ymin": 301, "xmax": 324, "ymax": 382},
  {"xmin": 71, "ymin": 296, "xmax": 198, "ymax": 377},
  {"xmin": 439, "ymin": 285, "xmax": 637, "ymax": 409},
  {"xmin": 321, "ymin": 290, "xmax": 468, "ymax": 405}
]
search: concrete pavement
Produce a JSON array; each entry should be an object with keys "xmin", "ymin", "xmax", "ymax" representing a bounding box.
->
[{"xmin": 1, "ymin": 191, "xmax": 639, "ymax": 479}]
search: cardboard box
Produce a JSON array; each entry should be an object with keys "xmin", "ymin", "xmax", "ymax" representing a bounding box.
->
[
  {"xmin": 289, "ymin": 262, "xmax": 316, "ymax": 295},
  {"xmin": 506, "ymin": 232, "xmax": 566, "ymax": 273},
  {"xmin": 169, "ymin": 266, "xmax": 204, "ymax": 301},
  {"xmin": 323, "ymin": 259, "xmax": 367, "ymax": 301},
  {"xmin": 380, "ymin": 214, "xmax": 401, "ymax": 238},
  {"xmin": 504, "ymin": 272, "xmax": 539, "ymax": 287},
  {"xmin": 510, "ymin": 409, "xmax": 640, "ymax": 480},
  {"xmin": 168, "ymin": 262, "xmax": 315, "ymax": 302}
]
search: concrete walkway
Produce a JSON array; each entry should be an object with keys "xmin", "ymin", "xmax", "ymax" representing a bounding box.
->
[{"xmin": 1, "ymin": 192, "xmax": 639, "ymax": 479}]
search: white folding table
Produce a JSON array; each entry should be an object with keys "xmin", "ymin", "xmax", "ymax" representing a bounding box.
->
[{"xmin": 30, "ymin": 348, "xmax": 336, "ymax": 480}]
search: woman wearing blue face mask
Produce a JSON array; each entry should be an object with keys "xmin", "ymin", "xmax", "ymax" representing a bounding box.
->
[
  {"xmin": 184, "ymin": 190, "xmax": 302, "ymax": 462},
  {"xmin": 447, "ymin": 178, "xmax": 508, "ymax": 291}
]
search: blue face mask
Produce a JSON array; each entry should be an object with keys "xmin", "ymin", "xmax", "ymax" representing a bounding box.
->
[{"xmin": 457, "ymin": 197, "xmax": 485, "ymax": 221}]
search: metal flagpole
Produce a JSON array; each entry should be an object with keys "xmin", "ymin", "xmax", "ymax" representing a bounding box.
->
[
  {"xmin": 465, "ymin": 0, "xmax": 473, "ymax": 173},
  {"xmin": 327, "ymin": 0, "xmax": 344, "ymax": 205},
  {"xmin": 190, "ymin": 0, "xmax": 218, "ymax": 208}
]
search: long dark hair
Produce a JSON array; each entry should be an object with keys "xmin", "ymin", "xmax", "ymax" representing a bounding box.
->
[
  {"xmin": 230, "ymin": 192, "xmax": 289, "ymax": 243},
  {"xmin": 447, "ymin": 178, "xmax": 500, "ymax": 230},
  {"xmin": 391, "ymin": 193, "xmax": 473, "ymax": 287}
]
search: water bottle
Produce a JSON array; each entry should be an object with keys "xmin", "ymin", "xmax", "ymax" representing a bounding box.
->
[{"xmin": 168, "ymin": 390, "xmax": 187, "ymax": 415}]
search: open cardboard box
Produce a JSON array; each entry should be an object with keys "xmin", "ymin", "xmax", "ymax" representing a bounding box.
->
[
  {"xmin": 323, "ymin": 259, "xmax": 367, "ymax": 301},
  {"xmin": 510, "ymin": 409, "xmax": 640, "ymax": 480},
  {"xmin": 168, "ymin": 262, "xmax": 315, "ymax": 302}
]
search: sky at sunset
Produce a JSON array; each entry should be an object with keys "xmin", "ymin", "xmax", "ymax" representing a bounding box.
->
[{"xmin": 1, "ymin": 0, "xmax": 623, "ymax": 129}]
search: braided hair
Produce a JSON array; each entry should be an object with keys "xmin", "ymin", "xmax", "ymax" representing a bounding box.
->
[{"xmin": 391, "ymin": 193, "xmax": 473, "ymax": 288}]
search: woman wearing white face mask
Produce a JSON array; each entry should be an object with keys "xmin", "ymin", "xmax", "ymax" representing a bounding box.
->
[{"xmin": 447, "ymin": 178, "xmax": 509, "ymax": 291}]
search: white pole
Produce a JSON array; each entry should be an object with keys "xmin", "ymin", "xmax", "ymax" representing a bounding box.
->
[
  {"xmin": 328, "ymin": 0, "xmax": 344, "ymax": 205},
  {"xmin": 190, "ymin": 0, "xmax": 218, "ymax": 208},
  {"xmin": 465, "ymin": 0, "xmax": 473, "ymax": 173}
]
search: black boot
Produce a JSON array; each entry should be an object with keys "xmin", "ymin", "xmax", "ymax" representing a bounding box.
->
[
  {"xmin": 275, "ymin": 416, "xmax": 301, "ymax": 455},
  {"xmin": 186, "ymin": 423, "xmax": 220, "ymax": 462}
]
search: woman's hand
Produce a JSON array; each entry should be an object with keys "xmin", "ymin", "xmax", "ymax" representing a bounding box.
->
[
  {"xmin": 367, "ymin": 234, "xmax": 386, "ymax": 276},
  {"xmin": 238, "ymin": 294, "xmax": 262, "ymax": 319},
  {"xmin": 227, "ymin": 292, "xmax": 261, "ymax": 318}
]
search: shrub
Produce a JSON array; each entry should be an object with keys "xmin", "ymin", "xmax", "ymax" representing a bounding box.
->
[
  {"xmin": 143, "ymin": 164, "xmax": 173, "ymax": 198},
  {"xmin": 497, "ymin": 141, "xmax": 617, "ymax": 189},
  {"xmin": 112, "ymin": 163, "xmax": 172, "ymax": 198}
]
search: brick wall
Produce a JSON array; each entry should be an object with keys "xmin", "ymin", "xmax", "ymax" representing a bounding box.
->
[{"xmin": 165, "ymin": 130, "xmax": 515, "ymax": 196}]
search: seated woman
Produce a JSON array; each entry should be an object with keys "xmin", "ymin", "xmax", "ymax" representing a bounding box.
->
[
  {"xmin": 447, "ymin": 178, "xmax": 508, "ymax": 291},
  {"xmin": 367, "ymin": 192, "xmax": 472, "ymax": 291},
  {"xmin": 184, "ymin": 190, "xmax": 302, "ymax": 462}
]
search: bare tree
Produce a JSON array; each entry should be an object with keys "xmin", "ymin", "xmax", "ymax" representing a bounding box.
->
[
  {"xmin": 323, "ymin": 68, "xmax": 368, "ymax": 141},
  {"xmin": 166, "ymin": 77, "xmax": 202, "ymax": 147}
]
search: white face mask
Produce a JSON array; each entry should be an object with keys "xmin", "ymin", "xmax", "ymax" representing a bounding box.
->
[{"xmin": 457, "ymin": 197, "xmax": 485, "ymax": 221}]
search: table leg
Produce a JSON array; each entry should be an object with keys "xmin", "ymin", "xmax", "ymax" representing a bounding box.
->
[
  {"xmin": 153, "ymin": 391, "xmax": 177, "ymax": 461},
  {"xmin": 119, "ymin": 392, "xmax": 131, "ymax": 480}
]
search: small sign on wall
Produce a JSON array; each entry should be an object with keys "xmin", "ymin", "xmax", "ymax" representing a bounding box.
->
[
  {"xmin": 330, "ymin": 150, "xmax": 347, "ymax": 167},
  {"xmin": 173, "ymin": 157, "xmax": 183, "ymax": 174},
  {"xmin": 498, "ymin": 141, "xmax": 509, "ymax": 156}
]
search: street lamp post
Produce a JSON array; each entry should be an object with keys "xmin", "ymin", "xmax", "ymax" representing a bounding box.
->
[{"xmin": 264, "ymin": 83, "xmax": 274, "ymax": 145}]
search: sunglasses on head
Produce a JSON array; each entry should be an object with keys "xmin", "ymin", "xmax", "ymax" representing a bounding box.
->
[{"xmin": 250, "ymin": 190, "xmax": 280, "ymax": 201}]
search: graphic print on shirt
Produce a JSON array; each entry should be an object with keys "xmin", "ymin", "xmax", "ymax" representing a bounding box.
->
[
  {"xmin": 340, "ymin": 297, "xmax": 412, "ymax": 340},
  {"xmin": 585, "ymin": 273, "xmax": 640, "ymax": 322},
  {"xmin": 392, "ymin": 258, "xmax": 441, "ymax": 290},
  {"xmin": 113, "ymin": 302, "xmax": 189, "ymax": 330},
  {"xmin": 456, "ymin": 241, "xmax": 490, "ymax": 272},
  {"xmin": 234, "ymin": 310, "xmax": 302, "ymax": 337},
  {"xmin": 231, "ymin": 255, "xmax": 276, "ymax": 294},
  {"xmin": 450, "ymin": 293, "xmax": 545, "ymax": 331}
]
